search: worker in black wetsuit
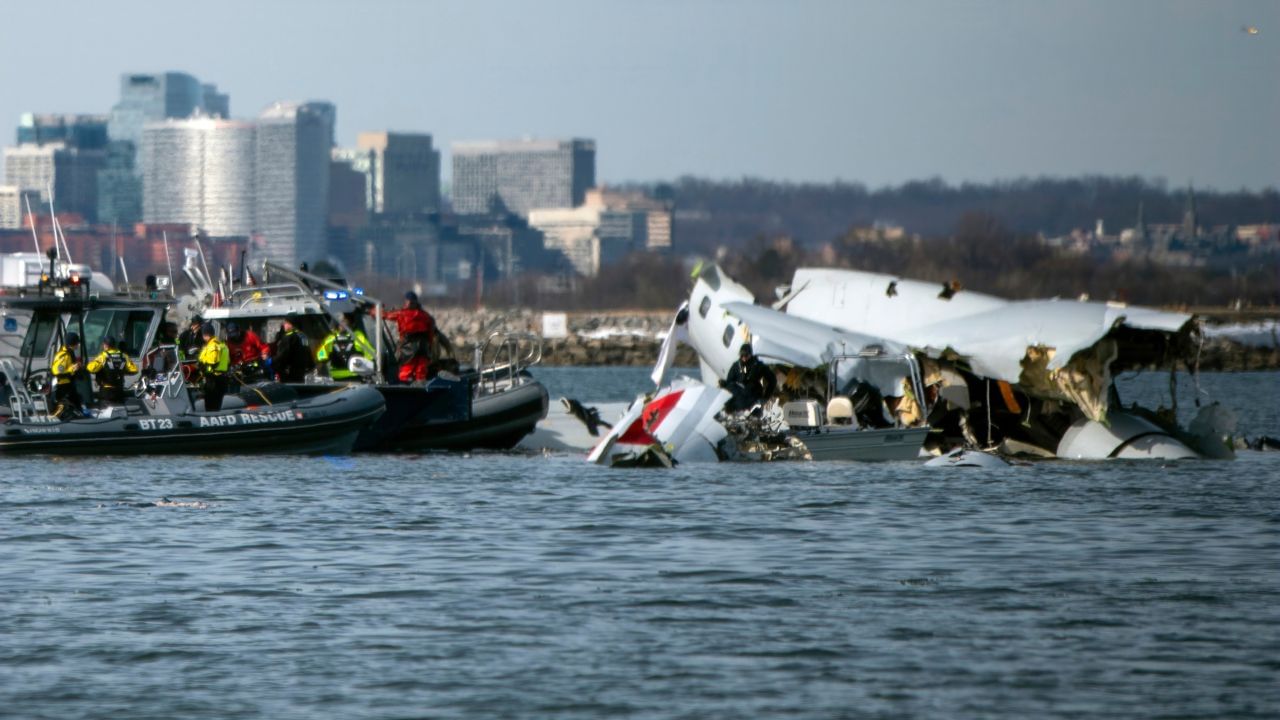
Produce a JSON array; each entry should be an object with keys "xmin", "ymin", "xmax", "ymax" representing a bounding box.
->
[
  {"xmin": 87, "ymin": 335, "xmax": 138, "ymax": 405},
  {"xmin": 720, "ymin": 343, "xmax": 777, "ymax": 412},
  {"xmin": 272, "ymin": 315, "xmax": 312, "ymax": 383}
]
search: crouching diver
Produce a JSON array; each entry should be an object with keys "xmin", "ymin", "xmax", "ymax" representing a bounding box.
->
[
  {"xmin": 720, "ymin": 343, "xmax": 777, "ymax": 412},
  {"xmin": 198, "ymin": 323, "xmax": 230, "ymax": 411},
  {"xmin": 87, "ymin": 335, "xmax": 138, "ymax": 405},
  {"xmin": 316, "ymin": 318, "xmax": 376, "ymax": 381},
  {"xmin": 51, "ymin": 331, "xmax": 88, "ymax": 420}
]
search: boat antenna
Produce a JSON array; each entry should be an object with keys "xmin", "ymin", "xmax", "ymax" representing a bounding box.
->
[
  {"xmin": 162, "ymin": 231, "xmax": 176, "ymax": 297},
  {"xmin": 194, "ymin": 233, "xmax": 213, "ymax": 292},
  {"xmin": 23, "ymin": 194, "xmax": 40, "ymax": 256},
  {"xmin": 46, "ymin": 182, "xmax": 72, "ymax": 266},
  {"xmin": 118, "ymin": 256, "xmax": 130, "ymax": 287}
]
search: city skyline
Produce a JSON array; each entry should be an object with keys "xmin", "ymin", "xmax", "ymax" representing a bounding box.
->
[{"xmin": 0, "ymin": 0, "xmax": 1275, "ymax": 192}]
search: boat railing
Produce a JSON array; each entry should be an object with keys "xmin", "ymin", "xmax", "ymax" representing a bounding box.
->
[
  {"xmin": 0, "ymin": 357, "xmax": 54, "ymax": 423},
  {"xmin": 225, "ymin": 283, "xmax": 323, "ymax": 311},
  {"xmin": 137, "ymin": 345, "xmax": 187, "ymax": 400},
  {"xmin": 472, "ymin": 331, "xmax": 543, "ymax": 396}
]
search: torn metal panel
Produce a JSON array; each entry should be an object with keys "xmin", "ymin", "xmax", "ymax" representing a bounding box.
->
[
  {"xmin": 782, "ymin": 268, "xmax": 1196, "ymax": 422},
  {"xmin": 587, "ymin": 378, "xmax": 730, "ymax": 466},
  {"xmin": 786, "ymin": 267, "xmax": 1008, "ymax": 339}
]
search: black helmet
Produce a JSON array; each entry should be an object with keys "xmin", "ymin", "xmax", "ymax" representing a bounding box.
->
[
  {"xmin": 189, "ymin": 315, "xmax": 203, "ymax": 326},
  {"xmin": 66, "ymin": 331, "xmax": 80, "ymax": 345},
  {"xmin": 226, "ymin": 321, "xmax": 241, "ymax": 339},
  {"xmin": 739, "ymin": 343, "xmax": 753, "ymax": 357},
  {"xmin": 103, "ymin": 335, "xmax": 117, "ymax": 347},
  {"xmin": 201, "ymin": 323, "xmax": 215, "ymax": 337}
]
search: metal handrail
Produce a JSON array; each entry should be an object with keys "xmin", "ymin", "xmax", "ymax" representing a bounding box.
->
[
  {"xmin": 228, "ymin": 283, "xmax": 324, "ymax": 310},
  {"xmin": 0, "ymin": 357, "xmax": 53, "ymax": 423},
  {"xmin": 137, "ymin": 345, "xmax": 187, "ymax": 399},
  {"xmin": 472, "ymin": 331, "xmax": 543, "ymax": 396}
]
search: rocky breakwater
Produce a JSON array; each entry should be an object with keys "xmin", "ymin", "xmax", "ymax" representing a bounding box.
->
[
  {"xmin": 432, "ymin": 308, "xmax": 697, "ymax": 367},
  {"xmin": 429, "ymin": 309, "xmax": 1280, "ymax": 370}
]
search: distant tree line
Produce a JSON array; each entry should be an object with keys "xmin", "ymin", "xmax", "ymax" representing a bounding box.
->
[
  {"xmin": 630, "ymin": 176, "xmax": 1280, "ymax": 254},
  {"xmin": 382, "ymin": 176, "xmax": 1280, "ymax": 310},
  {"xmin": 717, "ymin": 212, "xmax": 1279, "ymax": 308}
]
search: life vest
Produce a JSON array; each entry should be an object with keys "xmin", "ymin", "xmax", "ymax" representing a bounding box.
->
[
  {"xmin": 199, "ymin": 338, "xmax": 230, "ymax": 374},
  {"xmin": 89, "ymin": 348, "xmax": 135, "ymax": 388}
]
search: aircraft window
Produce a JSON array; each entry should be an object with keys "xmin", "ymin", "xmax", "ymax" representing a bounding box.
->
[
  {"xmin": 722, "ymin": 324, "xmax": 734, "ymax": 347},
  {"xmin": 698, "ymin": 296, "xmax": 711, "ymax": 318},
  {"xmin": 700, "ymin": 264, "xmax": 722, "ymax": 291}
]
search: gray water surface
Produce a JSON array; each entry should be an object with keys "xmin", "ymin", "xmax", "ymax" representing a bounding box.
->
[{"xmin": 2, "ymin": 369, "xmax": 1277, "ymax": 719}]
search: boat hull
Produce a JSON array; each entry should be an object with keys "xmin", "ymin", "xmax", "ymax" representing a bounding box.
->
[
  {"xmin": 0, "ymin": 385, "xmax": 385, "ymax": 456},
  {"xmin": 364, "ymin": 379, "xmax": 549, "ymax": 452},
  {"xmin": 792, "ymin": 425, "xmax": 930, "ymax": 461}
]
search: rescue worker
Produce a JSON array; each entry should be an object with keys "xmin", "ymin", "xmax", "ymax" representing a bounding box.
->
[
  {"xmin": 51, "ymin": 331, "xmax": 87, "ymax": 420},
  {"xmin": 225, "ymin": 321, "xmax": 269, "ymax": 382},
  {"xmin": 271, "ymin": 315, "xmax": 311, "ymax": 383},
  {"xmin": 86, "ymin": 335, "xmax": 139, "ymax": 405},
  {"xmin": 316, "ymin": 319, "xmax": 376, "ymax": 381},
  {"xmin": 197, "ymin": 323, "xmax": 230, "ymax": 411},
  {"xmin": 385, "ymin": 291, "xmax": 434, "ymax": 383},
  {"xmin": 177, "ymin": 315, "xmax": 206, "ymax": 360},
  {"xmin": 720, "ymin": 343, "xmax": 777, "ymax": 412}
]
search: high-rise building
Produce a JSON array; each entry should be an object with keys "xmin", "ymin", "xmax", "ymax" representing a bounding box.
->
[
  {"xmin": 0, "ymin": 185, "xmax": 40, "ymax": 229},
  {"xmin": 5, "ymin": 114, "xmax": 109, "ymax": 221},
  {"xmin": 140, "ymin": 118, "xmax": 257, "ymax": 237},
  {"xmin": 97, "ymin": 141, "xmax": 142, "ymax": 225},
  {"xmin": 105, "ymin": 72, "xmax": 229, "ymax": 226},
  {"xmin": 254, "ymin": 102, "xmax": 334, "ymax": 267},
  {"xmin": 584, "ymin": 188, "xmax": 674, "ymax": 251},
  {"xmin": 2, "ymin": 143, "xmax": 105, "ymax": 221},
  {"xmin": 16, "ymin": 113, "xmax": 109, "ymax": 150},
  {"xmin": 109, "ymin": 72, "xmax": 210, "ymax": 145},
  {"xmin": 451, "ymin": 138, "xmax": 595, "ymax": 217},
  {"xmin": 138, "ymin": 102, "xmax": 334, "ymax": 267},
  {"xmin": 329, "ymin": 152, "xmax": 370, "ymax": 231},
  {"xmin": 356, "ymin": 131, "xmax": 441, "ymax": 216},
  {"xmin": 202, "ymin": 84, "xmax": 230, "ymax": 119}
]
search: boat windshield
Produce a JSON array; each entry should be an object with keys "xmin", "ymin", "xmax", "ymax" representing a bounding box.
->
[
  {"xmin": 20, "ymin": 314, "xmax": 58, "ymax": 359},
  {"xmin": 82, "ymin": 309, "xmax": 157, "ymax": 356}
]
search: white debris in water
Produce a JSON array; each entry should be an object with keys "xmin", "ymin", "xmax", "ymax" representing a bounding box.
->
[{"xmin": 1203, "ymin": 320, "xmax": 1280, "ymax": 348}]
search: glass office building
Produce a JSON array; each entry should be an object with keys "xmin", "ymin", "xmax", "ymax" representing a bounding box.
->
[{"xmin": 451, "ymin": 138, "xmax": 595, "ymax": 217}]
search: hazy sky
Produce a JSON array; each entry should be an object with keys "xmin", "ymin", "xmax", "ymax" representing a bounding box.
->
[{"xmin": 3, "ymin": 0, "xmax": 1276, "ymax": 190}]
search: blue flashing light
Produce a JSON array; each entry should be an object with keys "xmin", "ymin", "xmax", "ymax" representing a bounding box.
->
[
  {"xmin": 352, "ymin": 287, "xmax": 364, "ymax": 296},
  {"xmin": 323, "ymin": 289, "xmax": 350, "ymax": 301}
]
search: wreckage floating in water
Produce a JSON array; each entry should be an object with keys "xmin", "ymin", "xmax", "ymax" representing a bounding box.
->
[{"xmin": 588, "ymin": 263, "xmax": 1236, "ymax": 467}]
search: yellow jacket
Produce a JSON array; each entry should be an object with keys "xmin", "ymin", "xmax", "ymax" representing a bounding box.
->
[
  {"xmin": 87, "ymin": 348, "xmax": 138, "ymax": 374},
  {"xmin": 51, "ymin": 346, "xmax": 82, "ymax": 384},
  {"xmin": 199, "ymin": 337, "xmax": 230, "ymax": 374},
  {"xmin": 87, "ymin": 348, "xmax": 138, "ymax": 386}
]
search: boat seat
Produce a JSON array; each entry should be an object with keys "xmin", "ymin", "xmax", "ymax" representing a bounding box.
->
[{"xmin": 827, "ymin": 396, "xmax": 855, "ymax": 425}]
